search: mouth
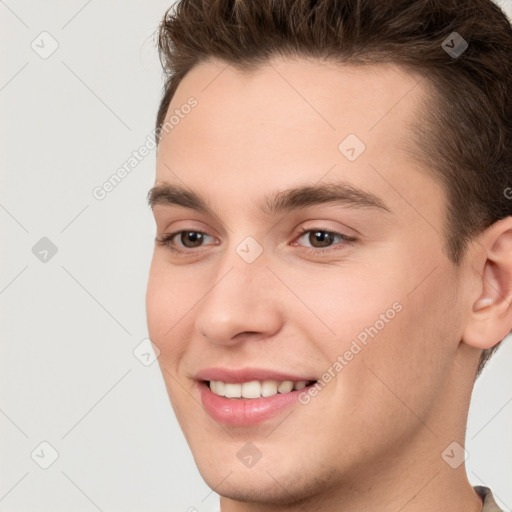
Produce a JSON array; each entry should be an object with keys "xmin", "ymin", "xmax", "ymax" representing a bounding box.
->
[
  {"xmin": 197, "ymin": 377, "xmax": 319, "ymax": 426},
  {"xmin": 205, "ymin": 379, "xmax": 318, "ymax": 399}
]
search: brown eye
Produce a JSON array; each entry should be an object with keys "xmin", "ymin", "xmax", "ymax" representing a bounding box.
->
[
  {"xmin": 293, "ymin": 227, "xmax": 357, "ymax": 254},
  {"xmin": 179, "ymin": 231, "xmax": 206, "ymax": 248},
  {"xmin": 307, "ymin": 230, "xmax": 336, "ymax": 248},
  {"xmin": 156, "ymin": 230, "xmax": 216, "ymax": 253}
]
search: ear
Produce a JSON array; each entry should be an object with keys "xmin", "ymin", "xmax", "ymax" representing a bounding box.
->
[{"xmin": 462, "ymin": 216, "xmax": 512, "ymax": 350}]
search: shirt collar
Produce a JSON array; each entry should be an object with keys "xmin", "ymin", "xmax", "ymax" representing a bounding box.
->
[{"xmin": 474, "ymin": 486, "xmax": 505, "ymax": 512}]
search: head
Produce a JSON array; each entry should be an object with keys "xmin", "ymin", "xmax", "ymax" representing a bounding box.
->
[{"xmin": 146, "ymin": 0, "xmax": 512, "ymax": 506}]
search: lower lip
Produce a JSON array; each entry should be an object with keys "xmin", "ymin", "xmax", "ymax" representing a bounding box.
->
[{"xmin": 199, "ymin": 381, "xmax": 310, "ymax": 426}]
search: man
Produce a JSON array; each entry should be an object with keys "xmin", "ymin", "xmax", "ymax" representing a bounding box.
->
[{"xmin": 146, "ymin": 0, "xmax": 512, "ymax": 510}]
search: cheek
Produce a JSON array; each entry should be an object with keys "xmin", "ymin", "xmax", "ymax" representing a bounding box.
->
[
  {"xmin": 145, "ymin": 264, "xmax": 167, "ymax": 341},
  {"xmin": 291, "ymin": 249, "xmax": 457, "ymax": 392},
  {"xmin": 342, "ymin": 263, "xmax": 461, "ymax": 414},
  {"xmin": 284, "ymin": 262, "xmax": 403, "ymax": 356},
  {"xmin": 146, "ymin": 259, "xmax": 186, "ymax": 352}
]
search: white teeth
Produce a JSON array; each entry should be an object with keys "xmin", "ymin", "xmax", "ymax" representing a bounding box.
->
[
  {"xmin": 294, "ymin": 380, "xmax": 306, "ymax": 390},
  {"xmin": 224, "ymin": 383, "xmax": 241, "ymax": 398},
  {"xmin": 209, "ymin": 379, "xmax": 313, "ymax": 399},
  {"xmin": 216, "ymin": 381, "xmax": 225, "ymax": 395},
  {"xmin": 241, "ymin": 380, "xmax": 261, "ymax": 398},
  {"xmin": 210, "ymin": 380, "xmax": 225, "ymax": 395},
  {"xmin": 261, "ymin": 380, "xmax": 279, "ymax": 397},
  {"xmin": 277, "ymin": 381, "xmax": 294, "ymax": 393}
]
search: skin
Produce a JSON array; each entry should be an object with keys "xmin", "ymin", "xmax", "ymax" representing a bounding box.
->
[{"xmin": 146, "ymin": 56, "xmax": 512, "ymax": 511}]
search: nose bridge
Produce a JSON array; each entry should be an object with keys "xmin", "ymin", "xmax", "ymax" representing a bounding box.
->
[{"xmin": 194, "ymin": 238, "xmax": 281, "ymax": 344}]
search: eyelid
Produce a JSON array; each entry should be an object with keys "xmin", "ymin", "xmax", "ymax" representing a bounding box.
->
[{"xmin": 293, "ymin": 222, "xmax": 358, "ymax": 241}]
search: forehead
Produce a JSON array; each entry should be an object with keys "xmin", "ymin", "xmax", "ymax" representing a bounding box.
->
[
  {"xmin": 162, "ymin": 57, "xmax": 425, "ymax": 144},
  {"xmin": 155, "ymin": 57, "xmax": 441, "ymax": 221}
]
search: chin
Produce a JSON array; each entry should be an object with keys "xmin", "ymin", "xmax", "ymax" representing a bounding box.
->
[
  {"xmin": 193, "ymin": 449, "xmax": 334, "ymax": 507},
  {"xmin": 203, "ymin": 471, "xmax": 314, "ymax": 506}
]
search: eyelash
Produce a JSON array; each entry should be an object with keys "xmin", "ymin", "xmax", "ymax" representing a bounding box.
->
[{"xmin": 156, "ymin": 226, "xmax": 357, "ymax": 256}]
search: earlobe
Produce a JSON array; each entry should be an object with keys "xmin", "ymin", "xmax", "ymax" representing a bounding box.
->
[{"xmin": 462, "ymin": 217, "xmax": 512, "ymax": 350}]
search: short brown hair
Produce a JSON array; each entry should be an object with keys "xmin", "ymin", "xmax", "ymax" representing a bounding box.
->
[{"xmin": 154, "ymin": 0, "xmax": 512, "ymax": 376}]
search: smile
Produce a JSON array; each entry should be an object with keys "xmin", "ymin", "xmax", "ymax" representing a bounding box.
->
[{"xmin": 207, "ymin": 379, "xmax": 316, "ymax": 399}]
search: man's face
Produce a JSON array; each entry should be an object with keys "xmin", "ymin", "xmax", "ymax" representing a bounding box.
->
[{"xmin": 146, "ymin": 57, "xmax": 469, "ymax": 503}]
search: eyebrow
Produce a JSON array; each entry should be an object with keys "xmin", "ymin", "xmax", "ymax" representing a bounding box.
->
[{"xmin": 147, "ymin": 181, "xmax": 391, "ymax": 216}]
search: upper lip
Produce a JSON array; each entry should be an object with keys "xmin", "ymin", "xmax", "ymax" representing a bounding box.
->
[{"xmin": 195, "ymin": 367, "xmax": 318, "ymax": 383}]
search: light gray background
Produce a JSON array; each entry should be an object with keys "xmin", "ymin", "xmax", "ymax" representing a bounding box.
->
[{"xmin": 1, "ymin": 1, "xmax": 511, "ymax": 511}]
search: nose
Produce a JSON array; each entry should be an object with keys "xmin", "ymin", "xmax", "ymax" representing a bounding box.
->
[{"xmin": 193, "ymin": 252, "xmax": 283, "ymax": 346}]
